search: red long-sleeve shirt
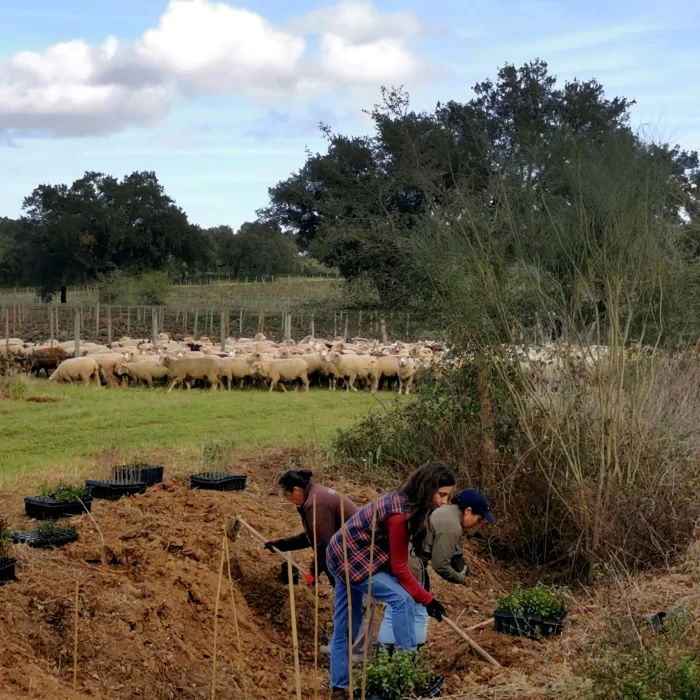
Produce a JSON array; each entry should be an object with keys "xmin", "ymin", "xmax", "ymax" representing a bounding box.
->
[{"xmin": 385, "ymin": 514, "xmax": 433, "ymax": 607}]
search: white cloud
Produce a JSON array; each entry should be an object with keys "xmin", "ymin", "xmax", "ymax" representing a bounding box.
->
[
  {"xmin": 0, "ymin": 0, "xmax": 428, "ymax": 139},
  {"xmin": 0, "ymin": 38, "xmax": 174, "ymax": 137},
  {"xmin": 293, "ymin": 0, "xmax": 423, "ymax": 44},
  {"xmin": 136, "ymin": 0, "xmax": 305, "ymax": 95}
]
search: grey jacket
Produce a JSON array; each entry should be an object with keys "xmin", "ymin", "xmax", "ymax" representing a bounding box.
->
[{"xmin": 409, "ymin": 504, "xmax": 466, "ymax": 584}]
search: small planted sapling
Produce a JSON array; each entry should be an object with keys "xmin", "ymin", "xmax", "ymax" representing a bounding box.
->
[
  {"xmin": 36, "ymin": 521, "xmax": 77, "ymax": 539},
  {"xmin": 39, "ymin": 482, "xmax": 91, "ymax": 503},
  {"xmin": 355, "ymin": 647, "xmax": 442, "ymax": 699},
  {"xmin": 26, "ymin": 482, "xmax": 92, "ymax": 520}
]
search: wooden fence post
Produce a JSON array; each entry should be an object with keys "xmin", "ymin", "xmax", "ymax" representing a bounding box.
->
[
  {"xmin": 95, "ymin": 302, "xmax": 100, "ymax": 340},
  {"xmin": 344, "ymin": 313, "xmax": 349, "ymax": 342},
  {"xmin": 220, "ymin": 310, "xmax": 226, "ymax": 352},
  {"xmin": 5, "ymin": 307, "xmax": 9, "ymax": 359},
  {"xmin": 107, "ymin": 305, "xmax": 112, "ymax": 346},
  {"xmin": 152, "ymin": 307, "xmax": 158, "ymax": 344},
  {"xmin": 127, "ymin": 306, "xmax": 131, "ymax": 336},
  {"xmin": 311, "ymin": 315, "xmax": 315, "ymax": 338},
  {"xmin": 49, "ymin": 304, "xmax": 55, "ymax": 347},
  {"xmin": 380, "ymin": 317, "xmax": 388, "ymax": 344},
  {"xmin": 193, "ymin": 309, "xmax": 199, "ymax": 339},
  {"xmin": 334, "ymin": 312, "xmax": 337, "ymax": 339},
  {"xmin": 239, "ymin": 307, "xmax": 243, "ymax": 337},
  {"xmin": 74, "ymin": 309, "xmax": 80, "ymax": 358}
]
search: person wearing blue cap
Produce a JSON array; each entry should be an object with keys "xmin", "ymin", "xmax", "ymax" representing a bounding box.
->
[{"xmin": 376, "ymin": 488, "xmax": 494, "ymax": 650}]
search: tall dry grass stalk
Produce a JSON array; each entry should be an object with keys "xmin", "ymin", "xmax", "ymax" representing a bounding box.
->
[
  {"xmin": 73, "ymin": 578, "xmax": 79, "ymax": 692},
  {"xmin": 339, "ymin": 491, "xmax": 355, "ymax": 699},
  {"xmin": 211, "ymin": 532, "xmax": 226, "ymax": 700},
  {"xmin": 286, "ymin": 553, "xmax": 303, "ymax": 700},
  {"xmin": 224, "ymin": 536, "xmax": 247, "ymax": 697},
  {"xmin": 312, "ymin": 495, "xmax": 320, "ymax": 700},
  {"xmin": 360, "ymin": 500, "xmax": 378, "ymax": 700}
]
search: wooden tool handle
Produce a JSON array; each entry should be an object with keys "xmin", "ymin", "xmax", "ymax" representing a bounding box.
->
[
  {"xmin": 443, "ymin": 616, "xmax": 502, "ymax": 668},
  {"xmin": 238, "ymin": 517, "xmax": 306, "ymax": 575}
]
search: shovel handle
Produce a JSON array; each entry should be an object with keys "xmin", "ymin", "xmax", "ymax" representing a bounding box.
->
[{"xmin": 238, "ymin": 518, "xmax": 307, "ymax": 575}]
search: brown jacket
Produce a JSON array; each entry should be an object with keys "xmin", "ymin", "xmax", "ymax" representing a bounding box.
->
[{"xmin": 273, "ymin": 482, "xmax": 359, "ymax": 582}]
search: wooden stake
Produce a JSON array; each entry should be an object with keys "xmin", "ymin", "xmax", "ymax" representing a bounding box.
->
[
  {"xmin": 360, "ymin": 500, "xmax": 378, "ymax": 700},
  {"xmin": 211, "ymin": 533, "xmax": 226, "ymax": 700},
  {"xmin": 339, "ymin": 492, "xmax": 354, "ymax": 699},
  {"xmin": 224, "ymin": 535, "xmax": 247, "ymax": 697},
  {"xmin": 73, "ymin": 578, "xmax": 79, "ymax": 691},
  {"xmin": 312, "ymin": 495, "xmax": 319, "ymax": 700},
  {"xmin": 287, "ymin": 553, "xmax": 303, "ymax": 700}
]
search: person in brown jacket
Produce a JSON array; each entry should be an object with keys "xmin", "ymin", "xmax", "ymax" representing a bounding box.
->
[
  {"xmin": 265, "ymin": 469, "xmax": 359, "ymax": 586},
  {"xmin": 264, "ymin": 469, "xmax": 374, "ymax": 662}
]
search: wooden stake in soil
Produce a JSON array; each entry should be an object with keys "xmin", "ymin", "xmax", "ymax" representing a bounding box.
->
[
  {"xmin": 73, "ymin": 578, "xmax": 79, "ymax": 692},
  {"xmin": 211, "ymin": 533, "xmax": 227, "ymax": 700},
  {"xmin": 312, "ymin": 495, "xmax": 319, "ymax": 700},
  {"xmin": 224, "ymin": 535, "xmax": 247, "ymax": 697},
  {"xmin": 360, "ymin": 500, "xmax": 378, "ymax": 700},
  {"xmin": 339, "ymin": 492, "xmax": 355, "ymax": 699},
  {"xmin": 286, "ymin": 553, "xmax": 303, "ymax": 700}
]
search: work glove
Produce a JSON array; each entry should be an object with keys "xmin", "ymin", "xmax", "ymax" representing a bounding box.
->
[
  {"xmin": 456, "ymin": 566, "xmax": 469, "ymax": 584},
  {"xmin": 425, "ymin": 598, "xmax": 447, "ymax": 622},
  {"xmin": 263, "ymin": 540, "xmax": 278, "ymax": 552},
  {"xmin": 305, "ymin": 561, "xmax": 317, "ymax": 587}
]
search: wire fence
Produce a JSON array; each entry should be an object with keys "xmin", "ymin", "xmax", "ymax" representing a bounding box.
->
[{"xmin": 1, "ymin": 302, "xmax": 433, "ymax": 346}]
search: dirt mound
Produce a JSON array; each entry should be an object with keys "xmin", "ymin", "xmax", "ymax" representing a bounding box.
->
[{"xmin": 5, "ymin": 447, "xmax": 688, "ymax": 699}]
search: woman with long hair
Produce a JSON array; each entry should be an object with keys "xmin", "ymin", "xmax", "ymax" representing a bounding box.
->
[{"xmin": 325, "ymin": 462, "xmax": 456, "ymax": 700}]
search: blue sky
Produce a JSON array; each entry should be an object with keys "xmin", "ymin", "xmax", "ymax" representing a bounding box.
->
[{"xmin": 1, "ymin": 0, "xmax": 698, "ymax": 230}]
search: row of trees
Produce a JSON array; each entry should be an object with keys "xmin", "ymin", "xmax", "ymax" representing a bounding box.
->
[
  {"xmin": 0, "ymin": 172, "xmax": 304, "ymax": 301},
  {"xmin": 263, "ymin": 59, "xmax": 699, "ymax": 340}
]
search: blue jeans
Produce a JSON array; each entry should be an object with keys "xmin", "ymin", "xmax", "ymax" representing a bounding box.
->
[
  {"xmin": 377, "ymin": 599, "xmax": 429, "ymax": 645},
  {"xmin": 330, "ymin": 572, "xmax": 418, "ymax": 689}
]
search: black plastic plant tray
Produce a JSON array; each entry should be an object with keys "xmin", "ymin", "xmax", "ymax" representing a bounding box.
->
[
  {"xmin": 85, "ymin": 480, "xmax": 148, "ymax": 500},
  {"xmin": 0, "ymin": 557, "xmax": 17, "ymax": 585},
  {"xmin": 189, "ymin": 473, "xmax": 247, "ymax": 491},
  {"xmin": 366, "ymin": 675, "xmax": 444, "ymax": 699},
  {"xmin": 112, "ymin": 464, "xmax": 164, "ymax": 486},
  {"xmin": 24, "ymin": 496, "xmax": 92, "ymax": 520},
  {"xmin": 12, "ymin": 529, "xmax": 79, "ymax": 548},
  {"xmin": 493, "ymin": 609, "xmax": 567, "ymax": 640}
]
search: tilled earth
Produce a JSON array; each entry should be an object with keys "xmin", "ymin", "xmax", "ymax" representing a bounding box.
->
[{"xmin": 0, "ymin": 449, "xmax": 633, "ymax": 699}]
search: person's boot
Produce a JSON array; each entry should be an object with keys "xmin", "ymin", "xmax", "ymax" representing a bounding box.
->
[{"xmin": 330, "ymin": 687, "xmax": 349, "ymax": 700}]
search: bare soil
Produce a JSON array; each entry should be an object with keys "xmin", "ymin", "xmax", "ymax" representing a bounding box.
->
[{"xmin": 1, "ymin": 448, "xmax": 696, "ymax": 699}]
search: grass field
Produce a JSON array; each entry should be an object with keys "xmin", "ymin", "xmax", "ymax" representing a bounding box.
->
[{"xmin": 0, "ymin": 379, "xmax": 397, "ymax": 479}]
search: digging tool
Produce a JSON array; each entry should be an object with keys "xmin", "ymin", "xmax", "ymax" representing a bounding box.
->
[
  {"xmin": 443, "ymin": 616, "xmax": 501, "ymax": 668},
  {"xmin": 227, "ymin": 517, "xmax": 306, "ymax": 577}
]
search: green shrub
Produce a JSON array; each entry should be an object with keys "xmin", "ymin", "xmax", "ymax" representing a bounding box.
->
[
  {"xmin": 133, "ymin": 271, "xmax": 171, "ymax": 306},
  {"xmin": 584, "ymin": 612, "xmax": 700, "ymax": 700},
  {"xmin": 498, "ymin": 582, "xmax": 569, "ymax": 618},
  {"xmin": 39, "ymin": 482, "xmax": 90, "ymax": 502},
  {"xmin": 355, "ymin": 647, "xmax": 435, "ymax": 699}
]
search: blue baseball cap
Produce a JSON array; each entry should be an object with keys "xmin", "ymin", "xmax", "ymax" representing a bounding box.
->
[{"xmin": 457, "ymin": 489, "xmax": 495, "ymax": 524}]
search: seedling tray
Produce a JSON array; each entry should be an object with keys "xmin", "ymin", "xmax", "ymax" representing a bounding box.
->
[
  {"xmin": 112, "ymin": 464, "xmax": 164, "ymax": 486},
  {"xmin": 189, "ymin": 473, "xmax": 247, "ymax": 491},
  {"xmin": 12, "ymin": 529, "xmax": 79, "ymax": 548},
  {"xmin": 85, "ymin": 480, "xmax": 148, "ymax": 500},
  {"xmin": 493, "ymin": 609, "xmax": 567, "ymax": 640},
  {"xmin": 24, "ymin": 496, "xmax": 92, "ymax": 520},
  {"xmin": 0, "ymin": 557, "xmax": 17, "ymax": 585},
  {"xmin": 366, "ymin": 675, "xmax": 444, "ymax": 699}
]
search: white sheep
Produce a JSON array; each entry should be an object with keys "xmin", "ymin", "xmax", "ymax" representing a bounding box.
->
[
  {"xmin": 157, "ymin": 354, "xmax": 221, "ymax": 393},
  {"xmin": 49, "ymin": 357, "xmax": 100, "ymax": 386},
  {"xmin": 251, "ymin": 357, "xmax": 310, "ymax": 393}
]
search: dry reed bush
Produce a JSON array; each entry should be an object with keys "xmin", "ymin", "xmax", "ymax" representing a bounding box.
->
[{"xmin": 498, "ymin": 351, "xmax": 700, "ymax": 576}]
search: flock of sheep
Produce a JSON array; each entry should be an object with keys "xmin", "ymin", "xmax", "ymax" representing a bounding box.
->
[{"xmin": 2, "ymin": 333, "xmax": 444, "ymax": 394}]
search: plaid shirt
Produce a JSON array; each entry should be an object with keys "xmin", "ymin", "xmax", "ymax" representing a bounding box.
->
[{"xmin": 326, "ymin": 490, "xmax": 408, "ymax": 583}]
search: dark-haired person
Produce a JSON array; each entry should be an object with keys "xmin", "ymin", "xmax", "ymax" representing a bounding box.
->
[
  {"xmin": 377, "ymin": 488, "xmax": 495, "ymax": 650},
  {"xmin": 263, "ymin": 469, "xmax": 371, "ymax": 660},
  {"xmin": 326, "ymin": 462, "xmax": 456, "ymax": 700},
  {"xmin": 265, "ymin": 469, "xmax": 359, "ymax": 585}
]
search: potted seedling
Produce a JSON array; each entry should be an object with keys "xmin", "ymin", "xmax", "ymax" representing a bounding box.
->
[
  {"xmin": 355, "ymin": 647, "xmax": 444, "ymax": 699},
  {"xmin": 494, "ymin": 582, "xmax": 568, "ymax": 640},
  {"xmin": 0, "ymin": 518, "xmax": 17, "ymax": 584},
  {"xmin": 112, "ymin": 461, "xmax": 164, "ymax": 487},
  {"xmin": 13, "ymin": 520, "xmax": 79, "ymax": 548},
  {"xmin": 189, "ymin": 441, "xmax": 247, "ymax": 492},
  {"xmin": 25, "ymin": 482, "xmax": 92, "ymax": 520}
]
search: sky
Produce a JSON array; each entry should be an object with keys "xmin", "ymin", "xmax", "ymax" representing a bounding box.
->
[{"xmin": 0, "ymin": 0, "xmax": 698, "ymax": 230}]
